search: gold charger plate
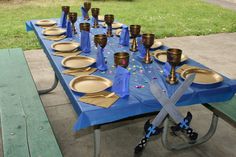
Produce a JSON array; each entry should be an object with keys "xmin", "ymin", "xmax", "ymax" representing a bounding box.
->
[
  {"xmin": 61, "ymin": 55, "xmax": 96, "ymax": 69},
  {"xmin": 151, "ymin": 39, "xmax": 163, "ymax": 49},
  {"xmin": 36, "ymin": 19, "xmax": 57, "ymax": 26},
  {"xmin": 181, "ymin": 68, "xmax": 224, "ymax": 85},
  {"xmin": 51, "ymin": 41, "xmax": 80, "ymax": 52},
  {"xmin": 69, "ymin": 75, "xmax": 113, "ymax": 93},
  {"xmin": 115, "ymin": 29, "xmax": 122, "ymax": 36},
  {"xmin": 42, "ymin": 27, "xmax": 66, "ymax": 36},
  {"xmin": 153, "ymin": 50, "xmax": 188, "ymax": 63},
  {"xmin": 101, "ymin": 22, "xmax": 123, "ymax": 29},
  {"xmin": 98, "ymin": 15, "xmax": 104, "ymax": 21}
]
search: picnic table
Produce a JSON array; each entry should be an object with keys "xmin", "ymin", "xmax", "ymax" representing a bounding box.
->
[{"xmin": 26, "ymin": 18, "xmax": 236, "ymax": 156}]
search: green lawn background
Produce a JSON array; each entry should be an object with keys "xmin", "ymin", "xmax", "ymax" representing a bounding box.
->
[{"xmin": 0, "ymin": 0, "xmax": 235, "ymax": 50}]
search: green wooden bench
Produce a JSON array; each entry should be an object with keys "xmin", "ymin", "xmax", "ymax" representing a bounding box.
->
[{"xmin": 0, "ymin": 48, "xmax": 63, "ymax": 157}]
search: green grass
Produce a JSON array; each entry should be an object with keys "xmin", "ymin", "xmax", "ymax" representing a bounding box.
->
[{"xmin": 0, "ymin": 0, "xmax": 236, "ymax": 50}]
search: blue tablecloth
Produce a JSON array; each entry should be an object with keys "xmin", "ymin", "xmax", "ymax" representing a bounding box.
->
[{"xmin": 26, "ymin": 18, "xmax": 236, "ymax": 131}]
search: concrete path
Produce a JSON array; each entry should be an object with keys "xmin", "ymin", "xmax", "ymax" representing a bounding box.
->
[
  {"xmin": 20, "ymin": 32, "xmax": 236, "ymax": 157},
  {"xmin": 204, "ymin": 0, "xmax": 236, "ymax": 11}
]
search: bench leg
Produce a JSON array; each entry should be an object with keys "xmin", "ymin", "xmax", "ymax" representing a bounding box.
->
[
  {"xmin": 38, "ymin": 73, "xmax": 58, "ymax": 95},
  {"xmin": 161, "ymin": 113, "xmax": 219, "ymax": 150},
  {"xmin": 94, "ymin": 125, "xmax": 101, "ymax": 157}
]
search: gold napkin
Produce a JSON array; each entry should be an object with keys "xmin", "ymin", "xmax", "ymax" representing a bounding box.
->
[
  {"xmin": 176, "ymin": 64, "xmax": 198, "ymax": 74},
  {"xmin": 44, "ymin": 35, "xmax": 66, "ymax": 41},
  {"xmin": 53, "ymin": 50, "xmax": 81, "ymax": 57},
  {"xmin": 62, "ymin": 67, "xmax": 97, "ymax": 76},
  {"xmin": 79, "ymin": 91, "xmax": 119, "ymax": 108}
]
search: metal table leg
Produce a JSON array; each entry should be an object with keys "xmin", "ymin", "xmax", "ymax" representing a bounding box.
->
[
  {"xmin": 94, "ymin": 125, "xmax": 101, "ymax": 157},
  {"xmin": 38, "ymin": 73, "xmax": 58, "ymax": 95},
  {"xmin": 161, "ymin": 113, "xmax": 219, "ymax": 150}
]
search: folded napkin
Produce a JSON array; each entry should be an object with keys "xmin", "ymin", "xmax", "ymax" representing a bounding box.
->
[
  {"xmin": 81, "ymin": 7, "xmax": 88, "ymax": 19},
  {"xmin": 137, "ymin": 37, "xmax": 146, "ymax": 58},
  {"xmin": 79, "ymin": 91, "xmax": 119, "ymax": 108},
  {"xmin": 66, "ymin": 21, "xmax": 73, "ymax": 38},
  {"xmin": 163, "ymin": 62, "xmax": 171, "ymax": 77},
  {"xmin": 53, "ymin": 50, "xmax": 81, "ymax": 57},
  {"xmin": 119, "ymin": 26, "xmax": 130, "ymax": 46},
  {"xmin": 62, "ymin": 67, "xmax": 97, "ymax": 76},
  {"xmin": 112, "ymin": 66, "xmax": 130, "ymax": 98},
  {"xmin": 80, "ymin": 30, "xmax": 91, "ymax": 53},
  {"xmin": 60, "ymin": 11, "xmax": 67, "ymax": 28},
  {"xmin": 96, "ymin": 45, "xmax": 108, "ymax": 71},
  {"xmin": 176, "ymin": 64, "xmax": 198, "ymax": 74}
]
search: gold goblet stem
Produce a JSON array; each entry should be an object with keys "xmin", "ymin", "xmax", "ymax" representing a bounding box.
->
[
  {"xmin": 144, "ymin": 48, "xmax": 152, "ymax": 64},
  {"xmin": 93, "ymin": 17, "xmax": 99, "ymax": 28},
  {"xmin": 107, "ymin": 25, "xmax": 113, "ymax": 37},
  {"xmin": 130, "ymin": 37, "xmax": 138, "ymax": 52},
  {"xmin": 167, "ymin": 65, "xmax": 178, "ymax": 84}
]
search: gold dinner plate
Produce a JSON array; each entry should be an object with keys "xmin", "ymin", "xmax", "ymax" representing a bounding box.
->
[
  {"xmin": 36, "ymin": 19, "xmax": 57, "ymax": 26},
  {"xmin": 153, "ymin": 50, "xmax": 188, "ymax": 63},
  {"xmin": 98, "ymin": 15, "xmax": 104, "ymax": 21},
  {"xmin": 69, "ymin": 75, "xmax": 113, "ymax": 93},
  {"xmin": 42, "ymin": 27, "xmax": 66, "ymax": 36},
  {"xmin": 61, "ymin": 55, "xmax": 96, "ymax": 69},
  {"xmin": 101, "ymin": 22, "xmax": 123, "ymax": 29},
  {"xmin": 151, "ymin": 39, "xmax": 163, "ymax": 49},
  {"xmin": 115, "ymin": 29, "xmax": 122, "ymax": 36},
  {"xmin": 181, "ymin": 68, "xmax": 224, "ymax": 85},
  {"xmin": 51, "ymin": 41, "xmax": 80, "ymax": 52}
]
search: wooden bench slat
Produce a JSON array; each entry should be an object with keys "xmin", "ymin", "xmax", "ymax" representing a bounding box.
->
[
  {"xmin": 204, "ymin": 96, "xmax": 236, "ymax": 128},
  {"xmin": 0, "ymin": 49, "xmax": 63, "ymax": 157}
]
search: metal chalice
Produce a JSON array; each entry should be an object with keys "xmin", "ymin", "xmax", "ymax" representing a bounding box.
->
[
  {"xmin": 79, "ymin": 22, "xmax": 90, "ymax": 32},
  {"xmin": 166, "ymin": 48, "xmax": 182, "ymax": 84},
  {"xmin": 142, "ymin": 33, "xmax": 155, "ymax": 64},
  {"xmin": 94, "ymin": 34, "xmax": 107, "ymax": 48},
  {"xmin": 69, "ymin": 12, "xmax": 77, "ymax": 34},
  {"xmin": 104, "ymin": 14, "xmax": 114, "ymax": 37},
  {"xmin": 84, "ymin": 2, "xmax": 91, "ymax": 20},
  {"xmin": 62, "ymin": 6, "xmax": 70, "ymax": 14},
  {"xmin": 130, "ymin": 25, "xmax": 141, "ymax": 52},
  {"xmin": 91, "ymin": 8, "xmax": 99, "ymax": 28}
]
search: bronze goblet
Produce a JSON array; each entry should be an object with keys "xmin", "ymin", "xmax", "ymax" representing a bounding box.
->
[
  {"xmin": 62, "ymin": 6, "xmax": 70, "ymax": 14},
  {"xmin": 166, "ymin": 48, "xmax": 182, "ymax": 84},
  {"xmin": 84, "ymin": 2, "xmax": 91, "ymax": 20},
  {"xmin": 94, "ymin": 34, "xmax": 107, "ymax": 48},
  {"xmin": 104, "ymin": 14, "xmax": 114, "ymax": 37},
  {"xmin": 130, "ymin": 25, "xmax": 141, "ymax": 52},
  {"xmin": 142, "ymin": 33, "xmax": 155, "ymax": 64},
  {"xmin": 114, "ymin": 52, "xmax": 130, "ymax": 68},
  {"xmin": 79, "ymin": 23, "xmax": 90, "ymax": 32},
  {"xmin": 69, "ymin": 12, "xmax": 77, "ymax": 34},
  {"xmin": 91, "ymin": 8, "xmax": 99, "ymax": 28}
]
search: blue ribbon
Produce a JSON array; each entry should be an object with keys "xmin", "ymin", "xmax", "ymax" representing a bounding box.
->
[
  {"xmin": 112, "ymin": 66, "xmax": 130, "ymax": 98},
  {"xmin": 119, "ymin": 26, "xmax": 130, "ymax": 46},
  {"xmin": 60, "ymin": 11, "xmax": 67, "ymax": 28},
  {"xmin": 66, "ymin": 21, "xmax": 73, "ymax": 38},
  {"xmin": 137, "ymin": 37, "xmax": 146, "ymax": 58},
  {"xmin": 96, "ymin": 45, "xmax": 108, "ymax": 71},
  {"xmin": 80, "ymin": 30, "xmax": 91, "ymax": 53},
  {"xmin": 81, "ymin": 7, "xmax": 88, "ymax": 19}
]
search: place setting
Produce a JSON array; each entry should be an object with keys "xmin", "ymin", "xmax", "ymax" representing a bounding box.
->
[
  {"xmin": 51, "ymin": 41, "xmax": 81, "ymax": 57},
  {"xmin": 155, "ymin": 48, "xmax": 224, "ymax": 86}
]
